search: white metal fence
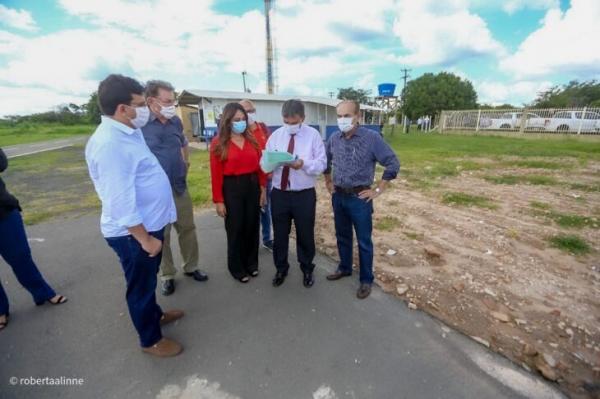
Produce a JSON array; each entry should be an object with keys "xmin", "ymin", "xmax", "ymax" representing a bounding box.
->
[{"xmin": 439, "ymin": 107, "xmax": 600, "ymax": 135}]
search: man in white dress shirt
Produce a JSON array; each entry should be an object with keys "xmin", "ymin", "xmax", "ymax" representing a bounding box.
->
[
  {"xmin": 85, "ymin": 74, "xmax": 183, "ymax": 357},
  {"xmin": 266, "ymin": 100, "xmax": 327, "ymax": 288}
]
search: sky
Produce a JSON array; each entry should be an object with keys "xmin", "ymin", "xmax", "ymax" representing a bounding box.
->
[{"xmin": 0, "ymin": 0, "xmax": 599, "ymax": 117}]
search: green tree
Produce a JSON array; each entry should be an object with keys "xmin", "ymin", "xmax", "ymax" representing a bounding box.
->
[
  {"xmin": 337, "ymin": 87, "xmax": 371, "ymax": 104},
  {"xmin": 531, "ymin": 80, "xmax": 600, "ymax": 108},
  {"xmin": 84, "ymin": 91, "xmax": 102, "ymax": 124},
  {"xmin": 402, "ymin": 72, "xmax": 477, "ymax": 120}
]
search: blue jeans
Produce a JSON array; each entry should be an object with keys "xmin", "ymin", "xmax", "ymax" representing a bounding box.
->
[
  {"xmin": 332, "ymin": 192, "xmax": 374, "ymax": 284},
  {"xmin": 0, "ymin": 209, "xmax": 56, "ymax": 316},
  {"xmin": 260, "ymin": 179, "xmax": 273, "ymax": 244},
  {"xmin": 105, "ymin": 229, "xmax": 165, "ymax": 348}
]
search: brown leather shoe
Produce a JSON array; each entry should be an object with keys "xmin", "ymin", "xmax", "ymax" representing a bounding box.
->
[
  {"xmin": 160, "ymin": 309, "xmax": 184, "ymax": 326},
  {"xmin": 357, "ymin": 284, "xmax": 372, "ymax": 299},
  {"xmin": 326, "ymin": 271, "xmax": 352, "ymax": 281},
  {"xmin": 142, "ymin": 337, "xmax": 183, "ymax": 357}
]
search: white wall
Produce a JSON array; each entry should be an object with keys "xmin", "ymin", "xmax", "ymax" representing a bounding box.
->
[{"xmin": 199, "ymin": 97, "xmax": 337, "ymax": 138}]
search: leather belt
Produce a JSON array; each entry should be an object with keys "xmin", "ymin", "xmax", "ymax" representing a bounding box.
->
[{"xmin": 334, "ymin": 185, "xmax": 370, "ymax": 194}]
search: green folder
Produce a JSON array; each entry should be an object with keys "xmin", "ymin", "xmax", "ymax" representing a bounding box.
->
[{"xmin": 260, "ymin": 151, "xmax": 296, "ymax": 173}]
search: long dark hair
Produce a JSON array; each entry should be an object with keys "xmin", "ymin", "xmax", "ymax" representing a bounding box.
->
[{"xmin": 213, "ymin": 102, "xmax": 259, "ymax": 160}]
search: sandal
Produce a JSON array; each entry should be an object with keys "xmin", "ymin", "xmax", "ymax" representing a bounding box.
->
[
  {"xmin": 238, "ymin": 276, "xmax": 250, "ymax": 283},
  {"xmin": 0, "ymin": 315, "xmax": 8, "ymax": 331},
  {"xmin": 49, "ymin": 295, "xmax": 68, "ymax": 305},
  {"xmin": 37, "ymin": 295, "xmax": 68, "ymax": 306}
]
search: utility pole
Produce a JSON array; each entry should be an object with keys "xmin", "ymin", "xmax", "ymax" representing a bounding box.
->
[
  {"xmin": 328, "ymin": 91, "xmax": 334, "ymax": 99},
  {"xmin": 400, "ymin": 68, "xmax": 411, "ymax": 133},
  {"xmin": 264, "ymin": 0, "xmax": 275, "ymax": 94},
  {"xmin": 241, "ymin": 71, "xmax": 248, "ymax": 93},
  {"xmin": 400, "ymin": 68, "xmax": 411, "ymax": 100}
]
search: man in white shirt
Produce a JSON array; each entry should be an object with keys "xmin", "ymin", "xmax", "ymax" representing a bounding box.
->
[
  {"xmin": 266, "ymin": 100, "xmax": 327, "ymax": 288},
  {"xmin": 85, "ymin": 74, "xmax": 183, "ymax": 357}
]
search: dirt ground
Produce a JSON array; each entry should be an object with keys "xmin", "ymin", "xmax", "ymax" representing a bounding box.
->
[{"xmin": 314, "ymin": 159, "xmax": 600, "ymax": 399}]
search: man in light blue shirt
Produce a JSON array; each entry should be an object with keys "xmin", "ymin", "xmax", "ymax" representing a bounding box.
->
[{"xmin": 85, "ymin": 74, "xmax": 183, "ymax": 357}]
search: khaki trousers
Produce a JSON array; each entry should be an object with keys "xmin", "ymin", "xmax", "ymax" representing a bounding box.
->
[{"xmin": 159, "ymin": 189, "xmax": 200, "ymax": 280}]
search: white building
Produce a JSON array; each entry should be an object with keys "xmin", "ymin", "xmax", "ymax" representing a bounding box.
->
[{"xmin": 177, "ymin": 89, "xmax": 384, "ymax": 141}]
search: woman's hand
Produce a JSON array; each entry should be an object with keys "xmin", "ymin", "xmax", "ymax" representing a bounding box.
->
[
  {"xmin": 216, "ymin": 202, "xmax": 227, "ymax": 217},
  {"xmin": 259, "ymin": 188, "xmax": 267, "ymax": 207}
]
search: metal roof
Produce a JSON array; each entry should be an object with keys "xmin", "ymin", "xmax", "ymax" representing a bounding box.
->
[{"xmin": 178, "ymin": 89, "xmax": 383, "ymax": 111}]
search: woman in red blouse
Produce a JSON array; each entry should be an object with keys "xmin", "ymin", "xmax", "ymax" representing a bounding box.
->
[{"xmin": 210, "ymin": 103, "xmax": 266, "ymax": 283}]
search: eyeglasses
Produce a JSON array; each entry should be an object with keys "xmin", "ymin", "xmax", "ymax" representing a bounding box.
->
[{"xmin": 151, "ymin": 98, "xmax": 178, "ymax": 107}]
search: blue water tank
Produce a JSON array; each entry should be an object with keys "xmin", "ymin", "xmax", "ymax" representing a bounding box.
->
[{"xmin": 378, "ymin": 83, "xmax": 396, "ymax": 97}]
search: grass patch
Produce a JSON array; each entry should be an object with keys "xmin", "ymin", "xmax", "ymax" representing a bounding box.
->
[
  {"xmin": 570, "ymin": 183, "xmax": 600, "ymax": 192},
  {"xmin": 552, "ymin": 213, "xmax": 598, "ymax": 229},
  {"xmin": 186, "ymin": 149, "xmax": 211, "ymax": 207},
  {"xmin": 0, "ymin": 123, "xmax": 93, "ymax": 146},
  {"xmin": 442, "ymin": 192, "xmax": 497, "ymax": 209},
  {"xmin": 3, "ymin": 146, "xmax": 100, "ymax": 225},
  {"xmin": 383, "ymin": 129, "xmax": 600, "ymax": 164},
  {"xmin": 529, "ymin": 202, "xmax": 599, "ymax": 229},
  {"xmin": 374, "ymin": 216, "xmax": 401, "ymax": 231},
  {"xmin": 403, "ymin": 231, "xmax": 423, "ymax": 240},
  {"xmin": 22, "ymin": 193, "xmax": 100, "ymax": 225},
  {"xmin": 484, "ymin": 174, "xmax": 558, "ymax": 186},
  {"xmin": 502, "ymin": 160, "xmax": 567, "ymax": 169},
  {"xmin": 3, "ymin": 145, "xmax": 213, "ymax": 226},
  {"xmin": 548, "ymin": 234, "xmax": 591, "ymax": 255},
  {"xmin": 381, "ymin": 129, "xmax": 600, "ymax": 194},
  {"xmin": 484, "ymin": 175, "xmax": 520, "ymax": 185},
  {"xmin": 530, "ymin": 201, "xmax": 551, "ymax": 210},
  {"xmin": 423, "ymin": 161, "xmax": 484, "ymax": 178},
  {"xmin": 6, "ymin": 146, "xmax": 213, "ymax": 225}
]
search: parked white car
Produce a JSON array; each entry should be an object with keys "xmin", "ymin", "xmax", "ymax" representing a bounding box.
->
[
  {"xmin": 543, "ymin": 110, "xmax": 600, "ymax": 132},
  {"xmin": 484, "ymin": 112, "xmax": 542, "ymax": 130}
]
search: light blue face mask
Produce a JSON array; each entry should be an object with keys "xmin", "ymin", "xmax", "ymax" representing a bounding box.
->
[{"xmin": 232, "ymin": 120, "xmax": 247, "ymax": 134}]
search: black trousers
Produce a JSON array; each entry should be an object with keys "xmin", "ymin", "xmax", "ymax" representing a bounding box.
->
[
  {"xmin": 223, "ymin": 174, "xmax": 260, "ymax": 279},
  {"xmin": 270, "ymin": 187, "xmax": 316, "ymax": 275}
]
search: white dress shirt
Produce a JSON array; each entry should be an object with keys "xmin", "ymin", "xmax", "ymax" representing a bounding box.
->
[
  {"xmin": 266, "ymin": 124, "xmax": 327, "ymax": 191},
  {"xmin": 85, "ymin": 116, "xmax": 176, "ymax": 238}
]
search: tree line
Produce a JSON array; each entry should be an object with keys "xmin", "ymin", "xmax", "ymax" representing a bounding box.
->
[
  {"xmin": 2, "ymin": 77, "xmax": 598, "ymax": 126},
  {"xmin": 0, "ymin": 92, "xmax": 101, "ymax": 126},
  {"xmin": 337, "ymin": 76, "xmax": 600, "ymax": 122}
]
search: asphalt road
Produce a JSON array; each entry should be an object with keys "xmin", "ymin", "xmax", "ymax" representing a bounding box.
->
[
  {"xmin": 2, "ymin": 136, "xmax": 89, "ymax": 158},
  {"xmin": 0, "ymin": 211, "xmax": 565, "ymax": 399}
]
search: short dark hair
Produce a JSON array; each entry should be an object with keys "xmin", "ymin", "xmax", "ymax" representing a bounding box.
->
[
  {"xmin": 281, "ymin": 99, "xmax": 305, "ymax": 118},
  {"xmin": 97, "ymin": 74, "xmax": 144, "ymax": 116},
  {"xmin": 337, "ymin": 100, "xmax": 360, "ymax": 115},
  {"xmin": 145, "ymin": 80, "xmax": 175, "ymax": 98}
]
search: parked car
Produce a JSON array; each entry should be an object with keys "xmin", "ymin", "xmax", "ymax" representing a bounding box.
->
[
  {"xmin": 484, "ymin": 112, "xmax": 542, "ymax": 130},
  {"xmin": 543, "ymin": 110, "xmax": 600, "ymax": 133}
]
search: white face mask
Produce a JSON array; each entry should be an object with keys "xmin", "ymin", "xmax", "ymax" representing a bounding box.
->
[
  {"xmin": 247, "ymin": 112, "xmax": 257, "ymax": 124},
  {"xmin": 130, "ymin": 105, "xmax": 150, "ymax": 129},
  {"xmin": 337, "ymin": 117, "xmax": 355, "ymax": 133},
  {"xmin": 159, "ymin": 105, "xmax": 177, "ymax": 119},
  {"xmin": 285, "ymin": 123, "xmax": 301, "ymax": 135}
]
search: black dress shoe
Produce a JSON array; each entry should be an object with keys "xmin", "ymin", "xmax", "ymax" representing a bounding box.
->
[
  {"xmin": 184, "ymin": 270, "xmax": 209, "ymax": 282},
  {"xmin": 357, "ymin": 283, "xmax": 372, "ymax": 299},
  {"xmin": 303, "ymin": 272, "xmax": 314, "ymax": 288},
  {"xmin": 272, "ymin": 272, "xmax": 287, "ymax": 287},
  {"xmin": 161, "ymin": 279, "xmax": 175, "ymax": 296},
  {"xmin": 326, "ymin": 270, "xmax": 352, "ymax": 281}
]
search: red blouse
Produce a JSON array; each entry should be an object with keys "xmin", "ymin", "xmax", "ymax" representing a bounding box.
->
[
  {"xmin": 210, "ymin": 136, "xmax": 266, "ymax": 203},
  {"xmin": 252, "ymin": 122, "xmax": 270, "ymax": 150}
]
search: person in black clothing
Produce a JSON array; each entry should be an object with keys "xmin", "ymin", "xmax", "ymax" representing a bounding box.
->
[{"xmin": 0, "ymin": 148, "xmax": 67, "ymax": 331}]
